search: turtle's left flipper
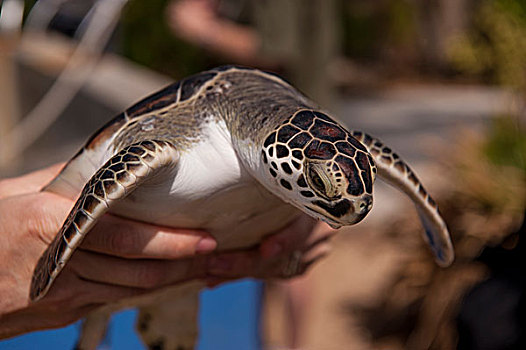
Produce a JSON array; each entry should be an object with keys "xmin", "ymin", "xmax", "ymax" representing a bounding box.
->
[
  {"xmin": 350, "ymin": 131, "xmax": 454, "ymax": 267},
  {"xmin": 30, "ymin": 140, "xmax": 179, "ymax": 301}
]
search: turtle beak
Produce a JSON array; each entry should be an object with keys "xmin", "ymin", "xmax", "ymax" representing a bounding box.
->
[
  {"xmin": 336, "ymin": 194, "xmax": 373, "ymax": 225},
  {"xmin": 354, "ymin": 194, "xmax": 373, "ymax": 215},
  {"xmin": 306, "ymin": 195, "xmax": 373, "ymax": 227}
]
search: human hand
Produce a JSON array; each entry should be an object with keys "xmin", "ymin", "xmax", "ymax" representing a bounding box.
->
[
  {"xmin": 166, "ymin": 0, "xmax": 262, "ymax": 64},
  {"xmin": 206, "ymin": 216, "xmax": 337, "ymax": 285},
  {"xmin": 0, "ymin": 164, "xmax": 217, "ymax": 338},
  {"xmin": 0, "ymin": 164, "xmax": 335, "ymax": 338},
  {"xmin": 167, "ymin": 0, "xmax": 220, "ymax": 46}
]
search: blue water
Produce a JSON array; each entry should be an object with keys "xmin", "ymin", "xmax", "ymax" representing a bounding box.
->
[{"xmin": 0, "ymin": 279, "xmax": 263, "ymax": 350}]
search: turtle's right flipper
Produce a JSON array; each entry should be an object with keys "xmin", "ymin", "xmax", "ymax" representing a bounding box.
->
[
  {"xmin": 350, "ymin": 131, "xmax": 454, "ymax": 267},
  {"xmin": 30, "ymin": 140, "xmax": 179, "ymax": 301}
]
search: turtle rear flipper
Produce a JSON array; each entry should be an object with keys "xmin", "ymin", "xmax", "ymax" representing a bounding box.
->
[
  {"xmin": 30, "ymin": 140, "xmax": 179, "ymax": 301},
  {"xmin": 351, "ymin": 131, "xmax": 454, "ymax": 267}
]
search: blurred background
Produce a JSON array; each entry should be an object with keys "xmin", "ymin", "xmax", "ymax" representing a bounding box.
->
[{"xmin": 0, "ymin": 0, "xmax": 525, "ymax": 349}]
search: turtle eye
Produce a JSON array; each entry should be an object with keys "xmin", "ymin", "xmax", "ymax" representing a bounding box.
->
[
  {"xmin": 306, "ymin": 163, "xmax": 339, "ymax": 199},
  {"xmin": 305, "ymin": 163, "xmax": 341, "ymax": 201},
  {"xmin": 310, "ymin": 171, "xmax": 326, "ymax": 194}
]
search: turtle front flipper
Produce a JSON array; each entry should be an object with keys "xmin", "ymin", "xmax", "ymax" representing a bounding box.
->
[
  {"xmin": 30, "ymin": 140, "xmax": 179, "ymax": 301},
  {"xmin": 350, "ymin": 131, "xmax": 454, "ymax": 267}
]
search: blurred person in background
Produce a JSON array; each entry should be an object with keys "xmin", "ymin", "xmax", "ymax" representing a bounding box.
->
[{"xmin": 166, "ymin": 0, "xmax": 340, "ymax": 108}]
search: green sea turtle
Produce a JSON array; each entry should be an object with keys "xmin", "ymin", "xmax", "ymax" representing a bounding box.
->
[{"xmin": 30, "ymin": 66, "xmax": 454, "ymax": 349}]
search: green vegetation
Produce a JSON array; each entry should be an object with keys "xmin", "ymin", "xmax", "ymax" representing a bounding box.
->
[
  {"xmin": 447, "ymin": 0, "xmax": 526, "ymax": 89},
  {"xmin": 452, "ymin": 116, "xmax": 526, "ymax": 215},
  {"xmin": 484, "ymin": 116, "xmax": 526, "ymax": 173},
  {"xmin": 342, "ymin": 0, "xmax": 416, "ymax": 60}
]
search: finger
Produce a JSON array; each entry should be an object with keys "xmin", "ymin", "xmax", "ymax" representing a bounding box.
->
[
  {"xmin": 1, "ymin": 298, "xmax": 102, "ymax": 336},
  {"xmin": 204, "ymin": 276, "xmax": 252, "ymax": 289},
  {"xmin": 304, "ymin": 231, "xmax": 332, "ymax": 254},
  {"xmin": 207, "ymin": 250, "xmax": 260, "ymax": 277},
  {"xmin": 310, "ymin": 221, "xmax": 339, "ymax": 243},
  {"xmin": 80, "ymin": 214, "xmax": 217, "ymax": 259},
  {"xmin": 77, "ymin": 280, "xmax": 147, "ymax": 305},
  {"xmin": 69, "ymin": 250, "xmax": 208, "ymax": 289},
  {"xmin": 279, "ymin": 242, "xmax": 332, "ymax": 279},
  {"xmin": 260, "ymin": 216, "xmax": 336, "ymax": 258},
  {"xmin": 207, "ymin": 250, "xmax": 288, "ymax": 279},
  {"xmin": 0, "ymin": 163, "xmax": 64, "ymax": 199},
  {"xmin": 301, "ymin": 242, "xmax": 332, "ymax": 267},
  {"xmin": 207, "ymin": 251, "xmax": 287, "ymax": 279},
  {"xmin": 45, "ymin": 276, "xmax": 143, "ymax": 308},
  {"xmin": 208, "ymin": 240, "xmax": 332, "ymax": 280},
  {"xmin": 1, "ymin": 192, "xmax": 73, "ymax": 245},
  {"xmin": 259, "ymin": 216, "xmax": 315, "ymax": 258},
  {"xmin": 205, "ymin": 277, "xmax": 232, "ymax": 288}
]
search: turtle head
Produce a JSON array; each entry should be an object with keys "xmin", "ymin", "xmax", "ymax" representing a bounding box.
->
[{"xmin": 261, "ymin": 109, "xmax": 377, "ymax": 228}]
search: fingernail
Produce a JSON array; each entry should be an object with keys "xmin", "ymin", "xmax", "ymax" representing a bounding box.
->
[{"xmin": 196, "ymin": 237, "xmax": 217, "ymax": 254}]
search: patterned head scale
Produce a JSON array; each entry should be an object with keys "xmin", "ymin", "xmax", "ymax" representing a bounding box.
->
[{"xmin": 262, "ymin": 109, "xmax": 377, "ymax": 227}]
